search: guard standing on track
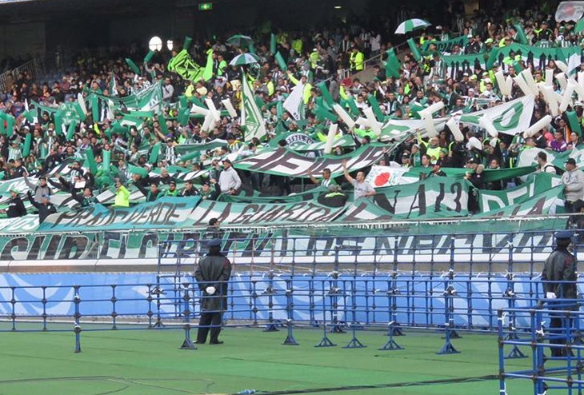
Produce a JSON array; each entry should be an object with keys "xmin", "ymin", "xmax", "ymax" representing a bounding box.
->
[
  {"xmin": 195, "ymin": 239, "xmax": 232, "ymax": 344},
  {"xmin": 541, "ymin": 230, "xmax": 579, "ymax": 357}
]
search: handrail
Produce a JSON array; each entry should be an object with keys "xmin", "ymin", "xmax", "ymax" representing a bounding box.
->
[{"xmin": 0, "ymin": 56, "xmax": 43, "ymax": 93}]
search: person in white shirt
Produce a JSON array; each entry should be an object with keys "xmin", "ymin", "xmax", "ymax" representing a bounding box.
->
[
  {"xmin": 342, "ymin": 160, "xmax": 375, "ymax": 200},
  {"xmin": 218, "ymin": 159, "xmax": 242, "ymax": 195}
]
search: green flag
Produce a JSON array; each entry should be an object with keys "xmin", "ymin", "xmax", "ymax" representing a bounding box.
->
[
  {"xmin": 368, "ymin": 95, "xmax": 385, "ymax": 121},
  {"xmin": 148, "ymin": 143, "xmax": 160, "ymax": 164},
  {"xmin": 66, "ymin": 122, "xmax": 76, "ymax": 141},
  {"xmin": 270, "ymin": 33, "xmax": 277, "ymax": 55},
  {"xmin": 203, "ymin": 49, "xmax": 214, "ymax": 81},
  {"xmin": 125, "ymin": 58, "xmax": 141, "ymax": 75},
  {"xmin": 275, "ymin": 52, "xmax": 288, "ymax": 71},
  {"xmin": 144, "ymin": 50, "xmax": 155, "ymax": 63},
  {"xmin": 407, "ymin": 38, "xmax": 422, "ymax": 61},
  {"xmin": 102, "ymin": 149, "xmax": 111, "ymax": 173},
  {"xmin": 22, "ymin": 133, "xmax": 32, "ymax": 157},
  {"xmin": 317, "ymin": 81, "xmax": 334, "ymax": 106},
  {"xmin": 157, "ymin": 114, "xmax": 169, "ymax": 134},
  {"xmin": 566, "ymin": 111, "xmax": 582, "ymax": 137},
  {"xmin": 183, "ymin": 36, "xmax": 193, "ymax": 50},
  {"xmin": 128, "ymin": 164, "xmax": 149, "ymax": 178},
  {"xmin": 85, "ymin": 147, "xmax": 98, "ymax": 174},
  {"xmin": 513, "ymin": 24, "xmax": 528, "ymax": 45}
]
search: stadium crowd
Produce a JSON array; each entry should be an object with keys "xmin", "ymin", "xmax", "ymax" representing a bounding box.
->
[{"xmin": 1, "ymin": 1, "xmax": 584, "ymax": 222}]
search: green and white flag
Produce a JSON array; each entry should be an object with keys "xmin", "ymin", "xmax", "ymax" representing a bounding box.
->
[
  {"xmin": 478, "ymin": 172, "xmax": 561, "ymax": 212},
  {"xmin": 168, "ymin": 49, "xmax": 204, "ymax": 82},
  {"xmin": 458, "ymin": 96, "xmax": 534, "ymax": 136},
  {"xmin": 283, "ymin": 82, "xmax": 304, "ymax": 120},
  {"xmin": 241, "ymin": 74, "xmax": 267, "ymax": 141}
]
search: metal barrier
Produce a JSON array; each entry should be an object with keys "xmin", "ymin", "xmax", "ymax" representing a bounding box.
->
[
  {"xmin": 1, "ymin": 240, "xmax": 583, "ymax": 355},
  {"xmin": 498, "ymin": 301, "xmax": 584, "ymax": 395}
]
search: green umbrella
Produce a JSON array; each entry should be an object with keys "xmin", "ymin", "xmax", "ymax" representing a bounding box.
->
[
  {"xmin": 229, "ymin": 53, "xmax": 260, "ymax": 66},
  {"xmin": 227, "ymin": 34, "xmax": 254, "ymax": 47},
  {"xmin": 395, "ymin": 19, "xmax": 431, "ymax": 34}
]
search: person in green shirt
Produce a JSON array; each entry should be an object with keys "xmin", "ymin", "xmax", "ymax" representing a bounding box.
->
[
  {"xmin": 114, "ymin": 179, "xmax": 130, "ymax": 208},
  {"xmin": 308, "ymin": 168, "xmax": 337, "ymax": 187},
  {"xmin": 164, "ymin": 180, "xmax": 180, "ymax": 197}
]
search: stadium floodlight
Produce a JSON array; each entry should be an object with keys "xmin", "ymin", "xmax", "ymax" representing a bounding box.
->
[
  {"xmin": 334, "ymin": 5, "xmax": 342, "ymax": 9},
  {"xmin": 149, "ymin": 36, "xmax": 163, "ymax": 52},
  {"xmin": 167, "ymin": 40, "xmax": 174, "ymax": 51}
]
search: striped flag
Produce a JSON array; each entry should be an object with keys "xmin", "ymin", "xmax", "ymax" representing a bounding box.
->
[{"xmin": 241, "ymin": 73, "xmax": 267, "ymax": 141}]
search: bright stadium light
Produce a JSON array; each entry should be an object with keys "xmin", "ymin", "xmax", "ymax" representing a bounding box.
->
[
  {"xmin": 167, "ymin": 40, "xmax": 174, "ymax": 51},
  {"xmin": 334, "ymin": 5, "xmax": 342, "ymax": 9},
  {"xmin": 149, "ymin": 36, "xmax": 163, "ymax": 52}
]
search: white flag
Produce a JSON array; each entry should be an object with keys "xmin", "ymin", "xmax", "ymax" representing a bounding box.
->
[{"xmin": 283, "ymin": 83, "xmax": 304, "ymax": 120}]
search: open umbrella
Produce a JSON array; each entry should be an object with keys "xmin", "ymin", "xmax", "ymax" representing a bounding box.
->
[
  {"xmin": 227, "ymin": 34, "xmax": 254, "ymax": 47},
  {"xmin": 395, "ymin": 19, "xmax": 431, "ymax": 34},
  {"xmin": 229, "ymin": 53, "xmax": 260, "ymax": 66}
]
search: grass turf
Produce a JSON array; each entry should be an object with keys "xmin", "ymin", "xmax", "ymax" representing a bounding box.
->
[{"xmin": 0, "ymin": 325, "xmax": 537, "ymax": 395}]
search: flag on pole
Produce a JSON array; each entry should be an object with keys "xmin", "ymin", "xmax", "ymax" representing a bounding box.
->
[{"xmin": 241, "ymin": 73, "xmax": 267, "ymax": 141}]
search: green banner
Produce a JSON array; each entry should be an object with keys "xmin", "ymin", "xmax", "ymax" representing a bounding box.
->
[
  {"xmin": 187, "ymin": 200, "xmax": 346, "ymax": 226},
  {"xmin": 339, "ymin": 177, "xmax": 470, "ymax": 221},
  {"xmin": 38, "ymin": 197, "xmax": 201, "ymax": 232},
  {"xmin": 423, "ymin": 35, "xmax": 469, "ymax": 53},
  {"xmin": 478, "ymin": 173, "xmax": 561, "ymax": 212}
]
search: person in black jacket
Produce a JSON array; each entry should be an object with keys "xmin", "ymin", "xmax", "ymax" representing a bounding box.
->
[
  {"xmin": 194, "ymin": 239, "xmax": 232, "ymax": 344},
  {"xmin": 27, "ymin": 191, "xmax": 57, "ymax": 223},
  {"xmin": 181, "ymin": 180, "xmax": 200, "ymax": 197},
  {"xmin": 136, "ymin": 182, "xmax": 162, "ymax": 202},
  {"xmin": 0, "ymin": 189, "xmax": 26, "ymax": 218},
  {"xmin": 71, "ymin": 187, "xmax": 98, "ymax": 208}
]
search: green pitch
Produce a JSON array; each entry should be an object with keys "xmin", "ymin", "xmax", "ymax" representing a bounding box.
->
[{"xmin": 0, "ymin": 326, "xmax": 536, "ymax": 395}]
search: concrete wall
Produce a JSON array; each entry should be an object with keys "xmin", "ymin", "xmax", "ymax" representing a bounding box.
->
[{"xmin": 0, "ymin": 21, "xmax": 45, "ymax": 59}]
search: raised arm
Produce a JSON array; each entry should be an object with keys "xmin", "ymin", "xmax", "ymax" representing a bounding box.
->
[{"xmin": 342, "ymin": 159, "xmax": 354, "ymax": 184}]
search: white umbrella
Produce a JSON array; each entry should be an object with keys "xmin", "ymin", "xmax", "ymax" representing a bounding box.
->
[{"xmin": 395, "ymin": 19, "xmax": 431, "ymax": 34}]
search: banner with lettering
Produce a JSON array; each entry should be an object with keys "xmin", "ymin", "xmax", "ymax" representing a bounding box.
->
[
  {"xmin": 233, "ymin": 145, "xmax": 390, "ymax": 177},
  {"xmin": 339, "ymin": 177, "xmax": 470, "ymax": 221},
  {"xmin": 422, "ymin": 36, "xmax": 469, "ymax": 53},
  {"xmin": 478, "ymin": 173, "xmax": 562, "ymax": 212},
  {"xmin": 38, "ymin": 197, "xmax": 201, "ymax": 232},
  {"xmin": 186, "ymin": 200, "xmax": 346, "ymax": 226}
]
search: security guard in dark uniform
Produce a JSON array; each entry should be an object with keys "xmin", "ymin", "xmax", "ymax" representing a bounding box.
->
[
  {"xmin": 542, "ymin": 230, "xmax": 578, "ymax": 357},
  {"xmin": 194, "ymin": 239, "xmax": 232, "ymax": 344}
]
